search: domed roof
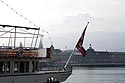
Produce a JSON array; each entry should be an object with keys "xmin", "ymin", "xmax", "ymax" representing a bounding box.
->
[{"xmin": 87, "ymin": 44, "xmax": 95, "ymax": 52}]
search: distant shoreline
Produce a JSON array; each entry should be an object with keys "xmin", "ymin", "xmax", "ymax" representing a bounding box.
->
[{"xmin": 71, "ymin": 63, "xmax": 125, "ymax": 67}]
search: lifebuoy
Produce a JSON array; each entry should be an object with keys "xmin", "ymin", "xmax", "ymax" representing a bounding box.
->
[{"xmin": 17, "ymin": 48, "xmax": 24, "ymax": 57}]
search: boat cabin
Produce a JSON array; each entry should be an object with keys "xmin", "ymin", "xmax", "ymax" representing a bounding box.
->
[
  {"xmin": 0, "ymin": 47, "xmax": 39, "ymax": 75},
  {"xmin": 0, "ymin": 24, "xmax": 50, "ymax": 75},
  {"xmin": 0, "ymin": 57, "xmax": 39, "ymax": 74}
]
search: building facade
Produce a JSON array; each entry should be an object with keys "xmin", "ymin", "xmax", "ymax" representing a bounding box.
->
[{"xmin": 59, "ymin": 45, "xmax": 125, "ymax": 66}]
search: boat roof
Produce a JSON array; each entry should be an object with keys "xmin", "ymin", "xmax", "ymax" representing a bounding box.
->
[{"xmin": 0, "ymin": 24, "xmax": 45, "ymax": 59}]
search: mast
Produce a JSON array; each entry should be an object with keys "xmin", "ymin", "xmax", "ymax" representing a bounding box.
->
[{"xmin": 14, "ymin": 27, "xmax": 16, "ymax": 48}]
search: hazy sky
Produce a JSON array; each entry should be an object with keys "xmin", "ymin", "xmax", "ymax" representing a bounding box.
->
[{"xmin": 0, "ymin": 0, "xmax": 125, "ymax": 51}]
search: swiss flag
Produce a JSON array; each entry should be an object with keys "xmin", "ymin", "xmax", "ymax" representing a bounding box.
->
[{"xmin": 76, "ymin": 22, "xmax": 89, "ymax": 57}]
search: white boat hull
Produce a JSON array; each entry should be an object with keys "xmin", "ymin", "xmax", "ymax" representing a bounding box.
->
[{"xmin": 0, "ymin": 69, "xmax": 72, "ymax": 83}]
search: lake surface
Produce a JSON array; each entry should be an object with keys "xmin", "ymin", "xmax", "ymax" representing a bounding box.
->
[{"xmin": 63, "ymin": 67, "xmax": 125, "ymax": 83}]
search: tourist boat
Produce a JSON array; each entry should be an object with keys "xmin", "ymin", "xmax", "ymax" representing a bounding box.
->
[{"xmin": 0, "ymin": 24, "xmax": 72, "ymax": 83}]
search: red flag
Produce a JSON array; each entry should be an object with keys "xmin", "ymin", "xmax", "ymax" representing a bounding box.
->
[{"xmin": 76, "ymin": 22, "xmax": 89, "ymax": 57}]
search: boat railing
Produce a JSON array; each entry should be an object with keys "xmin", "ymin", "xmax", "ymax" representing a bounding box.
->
[
  {"xmin": 39, "ymin": 65, "xmax": 72, "ymax": 72},
  {"xmin": 0, "ymin": 24, "xmax": 43, "ymax": 51}
]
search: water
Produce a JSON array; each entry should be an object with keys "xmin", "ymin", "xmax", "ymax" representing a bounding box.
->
[{"xmin": 63, "ymin": 67, "xmax": 125, "ymax": 83}]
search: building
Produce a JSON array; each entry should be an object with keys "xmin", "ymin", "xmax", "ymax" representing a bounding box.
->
[{"xmin": 59, "ymin": 45, "xmax": 125, "ymax": 66}]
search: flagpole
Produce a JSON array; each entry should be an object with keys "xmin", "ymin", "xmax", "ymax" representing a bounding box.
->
[
  {"xmin": 64, "ymin": 22, "xmax": 89, "ymax": 68},
  {"xmin": 64, "ymin": 48, "xmax": 76, "ymax": 68}
]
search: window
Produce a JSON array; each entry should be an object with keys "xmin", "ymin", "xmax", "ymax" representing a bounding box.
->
[
  {"xmin": 6, "ymin": 61, "xmax": 10, "ymax": 73},
  {"xmin": 26, "ymin": 61, "xmax": 29, "ymax": 72},
  {"xmin": 19, "ymin": 61, "xmax": 25, "ymax": 73},
  {"xmin": 14, "ymin": 61, "xmax": 19, "ymax": 73},
  {"xmin": 0, "ymin": 61, "xmax": 4, "ymax": 74},
  {"xmin": 35, "ymin": 61, "xmax": 38, "ymax": 71},
  {"xmin": 32, "ymin": 61, "xmax": 35, "ymax": 72},
  {"xmin": 0, "ymin": 61, "xmax": 10, "ymax": 74},
  {"xmin": 32, "ymin": 61, "xmax": 38, "ymax": 72}
]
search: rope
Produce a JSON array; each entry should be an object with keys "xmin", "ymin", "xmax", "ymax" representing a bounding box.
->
[
  {"xmin": 0, "ymin": 0, "xmax": 53, "ymax": 46},
  {"xmin": 0, "ymin": 27, "xmax": 14, "ymax": 36},
  {"xmin": 47, "ymin": 31, "xmax": 53, "ymax": 45},
  {"xmin": 0, "ymin": 0, "xmax": 39, "ymax": 28}
]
